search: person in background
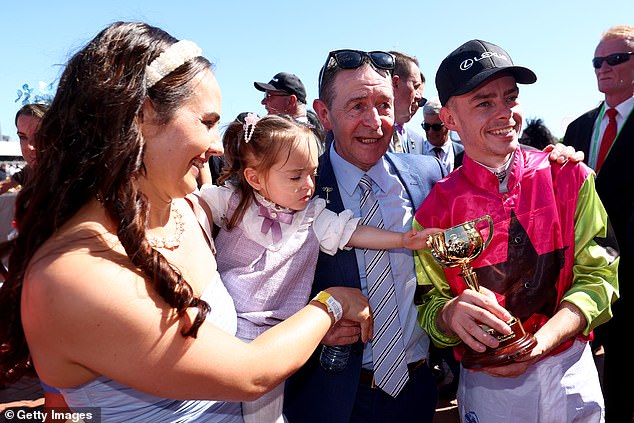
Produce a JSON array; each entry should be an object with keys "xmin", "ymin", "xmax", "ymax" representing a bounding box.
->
[
  {"xmin": 254, "ymin": 72, "xmax": 309, "ymax": 122},
  {"xmin": 0, "ymin": 103, "xmax": 47, "ymax": 195},
  {"xmin": 254, "ymin": 72, "xmax": 327, "ymax": 153},
  {"xmin": 422, "ymin": 97, "xmax": 464, "ymax": 173},
  {"xmin": 563, "ymin": 24, "xmax": 634, "ymax": 423},
  {"xmin": 414, "ymin": 38, "xmax": 618, "ymax": 423},
  {"xmin": 284, "ymin": 48, "xmax": 446, "ymax": 423},
  {"xmin": 0, "ymin": 21, "xmax": 372, "ymax": 422},
  {"xmin": 388, "ymin": 51, "xmax": 426, "ymax": 154},
  {"xmin": 520, "ymin": 117, "xmax": 558, "ymax": 150},
  {"xmin": 306, "ymin": 109, "xmax": 327, "ymax": 154},
  {"xmin": 200, "ymin": 113, "xmax": 435, "ymax": 423},
  {"xmin": 0, "ymin": 102, "xmax": 71, "ymax": 414}
]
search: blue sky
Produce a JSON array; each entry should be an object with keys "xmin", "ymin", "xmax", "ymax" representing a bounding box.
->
[{"xmin": 0, "ymin": 0, "xmax": 630, "ymax": 142}]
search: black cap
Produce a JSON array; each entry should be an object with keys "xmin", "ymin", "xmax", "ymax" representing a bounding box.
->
[
  {"xmin": 254, "ymin": 72, "xmax": 307, "ymax": 104},
  {"xmin": 435, "ymin": 39, "xmax": 536, "ymax": 105}
]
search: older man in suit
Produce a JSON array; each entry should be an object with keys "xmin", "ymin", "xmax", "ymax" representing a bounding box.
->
[
  {"xmin": 563, "ymin": 25, "xmax": 634, "ymax": 423},
  {"xmin": 283, "ymin": 49, "xmax": 445, "ymax": 423},
  {"xmin": 422, "ymin": 97, "xmax": 465, "ymax": 173}
]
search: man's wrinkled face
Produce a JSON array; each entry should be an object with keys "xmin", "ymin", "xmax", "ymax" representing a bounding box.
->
[
  {"xmin": 318, "ymin": 64, "xmax": 394, "ymax": 171},
  {"xmin": 594, "ymin": 37, "xmax": 634, "ymax": 98},
  {"xmin": 423, "ymin": 112, "xmax": 449, "ymax": 147},
  {"xmin": 261, "ymin": 90, "xmax": 292, "ymax": 115}
]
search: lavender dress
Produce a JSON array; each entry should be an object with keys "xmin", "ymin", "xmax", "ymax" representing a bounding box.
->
[{"xmin": 199, "ymin": 184, "xmax": 359, "ymax": 340}]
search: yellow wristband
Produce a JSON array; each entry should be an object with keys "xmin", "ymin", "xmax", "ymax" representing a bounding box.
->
[{"xmin": 312, "ymin": 291, "xmax": 343, "ymax": 323}]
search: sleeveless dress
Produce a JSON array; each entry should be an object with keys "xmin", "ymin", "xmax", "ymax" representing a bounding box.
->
[{"xmin": 58, "ymin": 196, "xmax": 243, "ymax": 423}]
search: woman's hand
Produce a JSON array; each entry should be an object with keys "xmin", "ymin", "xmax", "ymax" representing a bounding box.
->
[{"xmin": 324, "ymin": 287, "xmax": 373, "ymax": 343}]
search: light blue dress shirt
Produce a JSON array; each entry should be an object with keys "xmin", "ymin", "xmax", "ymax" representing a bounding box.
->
[{"xmin": 329, "ymin": 145, "xmax": 429, "ymax": 368}]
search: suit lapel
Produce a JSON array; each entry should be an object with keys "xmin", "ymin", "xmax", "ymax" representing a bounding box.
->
[
  {"xmin": 315, "ymin": 150, "xmax": 345, "ymax": 213},
  {"xmin": 579, "ymin": 105, "xmax": 602, "ymax": 157}
]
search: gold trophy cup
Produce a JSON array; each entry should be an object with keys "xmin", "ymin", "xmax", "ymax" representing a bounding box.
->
[{"xmin": 427, "ymin": 215, "xmax": 537, "ymax": 369}]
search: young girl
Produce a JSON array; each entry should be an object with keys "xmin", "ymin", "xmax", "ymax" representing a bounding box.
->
[{"xmin": 199, "ymin": 113, "xmax": 434, "ymax": 423}]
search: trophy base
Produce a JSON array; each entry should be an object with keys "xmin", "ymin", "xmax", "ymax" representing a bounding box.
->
[{"xmin": 462, "ymin": 317, "xmax": 537, "ymax": 369}]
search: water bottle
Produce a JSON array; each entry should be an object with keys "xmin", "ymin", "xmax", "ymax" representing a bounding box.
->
[{"xmin": 319, "ymin": 344, "xmax": 351, "ymax": 373}]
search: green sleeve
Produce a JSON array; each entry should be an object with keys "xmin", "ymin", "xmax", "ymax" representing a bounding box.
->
[
  {"xmin": 413, "ymin": 219, "xmax": 461, "ymax": 347},
  {"xmin": 562, "ymin": 175, "xmax": 619, "ymax": 335}
]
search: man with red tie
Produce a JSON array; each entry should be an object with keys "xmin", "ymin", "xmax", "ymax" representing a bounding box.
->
[{"xmin": 563, "ymin": 24, "xmax": 634, "ymax": 422}]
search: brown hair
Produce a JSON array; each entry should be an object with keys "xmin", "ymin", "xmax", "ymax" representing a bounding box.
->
[
  {"xmin": 0, "ymin": 21, "xmax": 212, "ymax": 383},
  {"xmin": 14, "ymin": 103, "xmax": 49, "ymax": 126},
  {"xmin": 389, "ymin": 50, "xmax": 420, "ymax": 81},
  {"xmin": 219, "ymin": 114, "xmax": 318, "ymax": 229}
]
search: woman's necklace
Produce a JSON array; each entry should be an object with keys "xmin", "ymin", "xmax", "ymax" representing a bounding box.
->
[{"xmin": 147, "ymin": 204, "xmax": 185, "ymax": 250}]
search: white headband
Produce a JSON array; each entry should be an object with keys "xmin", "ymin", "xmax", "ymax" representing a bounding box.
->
[{"xmin": 146, "ymin": 40, "xmax": 202, "ymax": 88}]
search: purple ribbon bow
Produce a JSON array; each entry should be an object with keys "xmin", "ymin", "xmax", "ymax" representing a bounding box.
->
[{"xmin": 257, "ymin": 203, "xmax": 294, "ymax": 243}]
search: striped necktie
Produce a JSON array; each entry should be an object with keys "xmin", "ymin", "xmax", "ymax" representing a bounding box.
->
[
  {"xmin": 392, "ymin": 126, "xmax": 404, "ymax": 153},
  {"xmin": 358, "ymin": 175, "xmax": 409, "ymax": 397}
]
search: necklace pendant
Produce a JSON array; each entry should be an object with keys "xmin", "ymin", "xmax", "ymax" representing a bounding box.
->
[{"xmin": 147, "ymin": 204, "xmax": 185, "ymax": 250}]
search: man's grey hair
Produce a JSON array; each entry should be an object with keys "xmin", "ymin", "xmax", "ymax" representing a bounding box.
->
[{"xmin": 422, "ymin": 96, "xmax": 442, "ymax": 115}]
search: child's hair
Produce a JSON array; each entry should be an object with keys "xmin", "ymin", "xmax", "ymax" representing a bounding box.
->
[{"xmin": 219, "ymin": 114, "xmax": 319, "ymax": 229}]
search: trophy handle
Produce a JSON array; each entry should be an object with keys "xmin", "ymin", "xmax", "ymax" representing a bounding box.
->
[{"xmin": 474, "ymin": 215, "xmax": 494, "ymax": 249}]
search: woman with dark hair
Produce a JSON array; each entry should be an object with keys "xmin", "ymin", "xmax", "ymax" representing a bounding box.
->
[
  {"xmin": 0, "ymin": 103, "xmax": 48, "ymax": 195},
  {"xmin": 0, "ymin": 21, "xmax": 371, "ymax": 422}
]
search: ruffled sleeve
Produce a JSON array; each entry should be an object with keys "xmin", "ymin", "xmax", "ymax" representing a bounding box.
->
[
  {"xmin": 198, "ymin": 183, "xmax": 234, "ymax": 227},
  {"xmin": 311, "ymin": 198, "xmax": 361, "ymax": 256}
]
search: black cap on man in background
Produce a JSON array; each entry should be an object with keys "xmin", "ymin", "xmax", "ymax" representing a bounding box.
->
[{"xmin": 254, "ymin": 72, "xmax": 307, "ymax": 104}]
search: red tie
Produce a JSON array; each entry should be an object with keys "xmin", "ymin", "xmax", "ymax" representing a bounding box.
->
[{"xmin": 596, "ymin": 108, "xmax": 618, "ymax": 173}]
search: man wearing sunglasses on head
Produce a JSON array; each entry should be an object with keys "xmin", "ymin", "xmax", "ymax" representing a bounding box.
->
[
  {"xmin": 422, "ymin": 96, "xmax": 465, "ymax": 173},
  {"xmin": 283, "ymin": 49, "xmax": 446, "ymax": 423},
  {"xmin": 563, "ymin": 24, "xmax": 634, "ymax": 423}
]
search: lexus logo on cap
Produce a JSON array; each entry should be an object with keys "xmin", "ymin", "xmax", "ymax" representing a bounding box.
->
[{"xmin": 460, "ymin": 51, "xmax": 509, "ymax": 71}]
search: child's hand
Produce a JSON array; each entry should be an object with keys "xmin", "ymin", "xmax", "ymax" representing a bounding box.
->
[{"xmin": 402, "ymin": 228, "xmax": 442, "ymax": 250}]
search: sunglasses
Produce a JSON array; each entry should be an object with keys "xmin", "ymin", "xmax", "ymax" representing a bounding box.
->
[
  {"xmin": 318, "ymin": 50, "xmax": 395, "ymax": 92},
  {"xmin": 328, "ymin": 49, "xmax": 395, "ymax": 71},
  {"xmin": 263, "ymin": 92, "xmax": 290, "ymax": 100},
  {"xmin": 592, "ymin": 52, "xmax": 633, "ymax": 69},
  {"xmin": 422, "ymin": 122, "xmax": 445, "ymax": 131}
]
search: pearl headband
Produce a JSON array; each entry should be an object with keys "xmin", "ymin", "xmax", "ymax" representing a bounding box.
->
[{"xmin": 146, "ymin": 40, "xmax": 202, "ymax": 88}]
